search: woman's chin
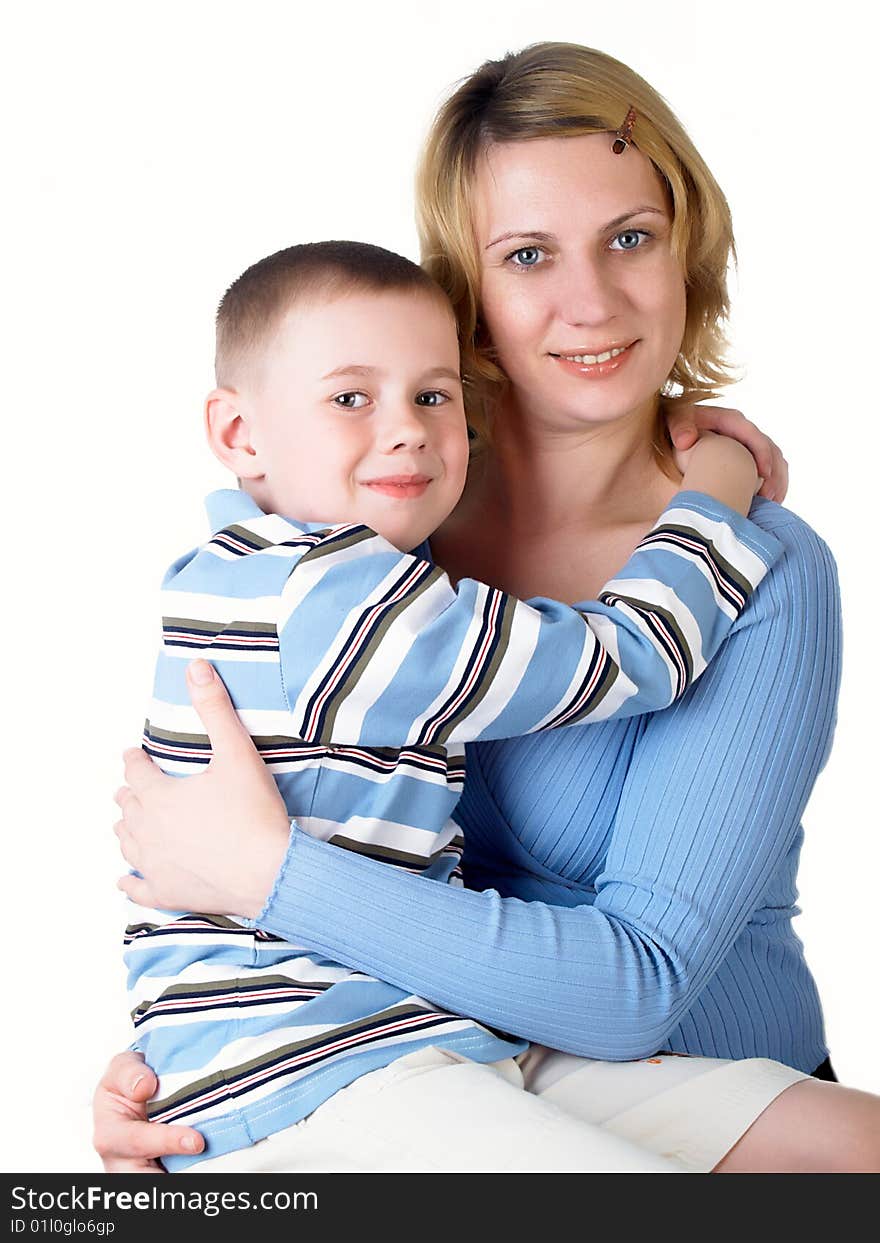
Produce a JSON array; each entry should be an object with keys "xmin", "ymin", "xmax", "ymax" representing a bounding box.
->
[
  {"xmin": 549, "ymin": 390, "xmax": 660, "ymax": 432},
  {"xmin": 508, "ymin": 368, "xmax": 665, "ymax": 432}
]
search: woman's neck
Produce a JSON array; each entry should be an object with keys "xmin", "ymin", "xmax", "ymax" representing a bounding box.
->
[
  {"xmin": 433, "ymin": 393, "xmax": 683, "ymax": 602},
  {"xmin": 466, "ymin": 393, "xmax": 678, "ymax": 536}
]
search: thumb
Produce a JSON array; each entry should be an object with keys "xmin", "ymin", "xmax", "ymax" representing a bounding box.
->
[
  {"xmin": 185, "ymin": 660, "xmax": 253, "ymax": 761},
  {"xmin": 128, "ymin": 1066, "xmax": 159, "ymax": 1103},
  {"xmin": 664, "ymin": 404, "xmax": 701, "ymax": 450},
  {"xmin": 670, "ymin": 422, "xmax": 698, "ymax": 450},
  {"xmin": 118, "ymin": 873, "xmax": 153, "ymax": 905}
]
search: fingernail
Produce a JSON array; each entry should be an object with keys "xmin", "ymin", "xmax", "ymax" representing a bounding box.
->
[
  {"xmin": 189, "ymin": 661, "xmax": 214, "ymax": 686},
  {"xmin": 130, "ymin": 1074, "xmax": 145, "ymax": 1093},
  {"xmin": 181, "ymin": 1134, "xmax": 199, "ymax": 1152}
]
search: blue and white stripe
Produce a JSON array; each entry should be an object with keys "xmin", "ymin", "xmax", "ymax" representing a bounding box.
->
[{"xmin": 128, "ymin": 486, "xmax": 778, "ymax": 1169}]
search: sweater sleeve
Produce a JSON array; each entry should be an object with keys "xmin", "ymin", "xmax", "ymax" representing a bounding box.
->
[
  {"xmin": 258, "ymin": 513, "xmax": 838, "ymax": 1059},
  {"xmin": 280, "ymin": 492, "xmax": 780, "ymax": 747}
]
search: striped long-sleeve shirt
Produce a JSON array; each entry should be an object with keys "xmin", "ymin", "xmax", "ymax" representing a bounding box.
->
[{"xmin": 126, "ymin": 487, "xmax": 781, "ymax": 1169}]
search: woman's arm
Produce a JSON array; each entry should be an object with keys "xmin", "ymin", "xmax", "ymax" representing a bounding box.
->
[
  {"xmin": 103, "ymin": 506, "xmax": 831, "ymax": 1166},
  {"xmin": 118, "ymin": 510, "xmax": 841, "ymax": 1056},
  {"xmin": 118, "ymin": 484, "xmax": 781, "ymax": 911},
  {"xmin": 242, "ymin": 512, "xmax": 842, "ymax": 1057}
]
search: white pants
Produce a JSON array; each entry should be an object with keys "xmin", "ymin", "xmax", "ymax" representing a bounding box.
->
[{"xmin": 184, "ymin": 1045, "xmax": 807, "ymax": 1174}]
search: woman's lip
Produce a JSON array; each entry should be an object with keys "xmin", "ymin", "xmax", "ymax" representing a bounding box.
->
[{"xmin": 550, "ymin": 341, "xmax": 638, "ymax": 378}]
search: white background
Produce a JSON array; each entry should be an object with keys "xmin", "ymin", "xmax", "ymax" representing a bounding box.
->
[{"xmin": 2, "ymin": 0, "xmax": 877, "ymax": 1172}]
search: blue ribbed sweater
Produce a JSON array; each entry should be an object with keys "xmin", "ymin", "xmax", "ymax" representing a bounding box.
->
[{"xmin": 258, "ymin": 499, "xmax": 841, "ymax": 1074}]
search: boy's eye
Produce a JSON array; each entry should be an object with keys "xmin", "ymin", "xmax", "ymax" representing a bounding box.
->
[
  {"xmin": 415, "ymin": 390, "xmax": 450, "ymax": 407},
  {"xmin": 609, "ymin": 229, "xmax": 651, "ymax": 252},
  {"xmin": 505, "ymin": 246, "xmax": 547, "ymax": 269},
  {"xmin": 332, "ymin": 391, "xmax": 370, "ymax": 410}
]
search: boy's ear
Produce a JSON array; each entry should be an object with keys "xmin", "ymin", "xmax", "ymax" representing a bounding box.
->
[{"xmin": 204, "ymin": 388, "xmax": 263, "ymax": 480}]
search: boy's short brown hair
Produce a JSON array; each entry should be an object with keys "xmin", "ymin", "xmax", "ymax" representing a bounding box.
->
[{"xmin": 215, "ymin": 240, "xmax": 449, "ymax": 389}]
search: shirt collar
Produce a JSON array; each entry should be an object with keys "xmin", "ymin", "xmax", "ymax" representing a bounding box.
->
[
  {"xmin": 204, "ymin": 489, "xmax": 435, "ymax": 561},
  {"xmin": 204, "ymin": 489, "xmax": 350, "ymax": 539},
  {"xmin": 205, "ymin": 488, "xmax": 266, "ymax": 535}
]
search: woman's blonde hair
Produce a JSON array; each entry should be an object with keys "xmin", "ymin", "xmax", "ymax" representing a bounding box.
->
[{"xmin": 416, "ymin": 42, "xmax": 737, "ymax": 447}]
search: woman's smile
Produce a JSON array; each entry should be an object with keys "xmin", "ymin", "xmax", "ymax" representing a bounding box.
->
[{"xmin": 550, "ymin": 340, "xmax": 639, "ymax": 379}]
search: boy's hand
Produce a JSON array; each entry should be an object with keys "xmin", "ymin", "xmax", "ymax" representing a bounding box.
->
[
  {"xmin": 93, "ymin": 1052, "xmax": 204, "ymax": 1172},
  {"xmin": 678, "ymin": 431, "xmax": 761, "ymax": 517},
  {"xmin": 665, "ymin": 404, "xmax": 787, "ymax": 502},
  {"xmin": 672, "ymin": 429, "xmax": 763, "ymax": 491}
]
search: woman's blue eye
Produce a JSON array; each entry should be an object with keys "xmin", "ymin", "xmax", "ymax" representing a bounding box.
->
[
  {"xmin": 332, "ymin": 391, "xmax": 370, "ymax": 409},
  {"xmin": 415, "ymin": 390, "xmax": 449, "ymax": 407},
  {"xmin": 507, "ymin": 246, "xmax": 545, "ymax": 268},
  {"xmin": 610, "ymin": 229, "xmax": 649, "ymax": 251}
]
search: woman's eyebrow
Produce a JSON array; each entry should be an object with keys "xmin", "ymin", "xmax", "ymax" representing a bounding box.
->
[
  {"xmin": 603, "ymin": 205, "xmax": 668, "ymax": 231},
  {"xmin": 485, "ymin": 206, "xmax": 668, "ymax": 250},
  {"xmin": 485, "ymin": 229, "xmax": 556, "ymax": 251}
]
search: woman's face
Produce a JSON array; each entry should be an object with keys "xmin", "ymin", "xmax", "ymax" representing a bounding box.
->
[{"xmin": 473, "ymin": 133, "xmax": 687, "ymax": 432}]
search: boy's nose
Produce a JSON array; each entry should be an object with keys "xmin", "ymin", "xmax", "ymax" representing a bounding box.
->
[{"xmin": 379, "ymin": 405, "xmax": 429, "ymax": 452}]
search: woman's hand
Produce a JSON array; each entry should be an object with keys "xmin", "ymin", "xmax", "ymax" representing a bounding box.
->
[
  {"xmin": 665, "ymin": 405, "xmax": 788, "ymax": 502},
  {"xmin": 93, "ymin": 1052, "xmax": 204, "ymax": 1172},
  {"xmin": 114, "ymin": 660, "xmax": 291, "ymax": 919}
]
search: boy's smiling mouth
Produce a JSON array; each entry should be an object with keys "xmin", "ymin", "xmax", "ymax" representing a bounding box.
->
[{"xmin": 361, "ymin": 474, "xmax": 433, "ymax": 499}]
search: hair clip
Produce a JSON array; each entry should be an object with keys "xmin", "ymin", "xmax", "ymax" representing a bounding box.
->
[{"xmin": 612, "ymin": 106, "xmax": 637, "ymax": 154}]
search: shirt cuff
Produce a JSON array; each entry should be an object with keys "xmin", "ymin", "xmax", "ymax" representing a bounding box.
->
[
  {"xmin": 254, "ymin": 819, "xmax": 325, "ymax": 934},
  {"xmin": 668, "ymin": 490, "xmax": 784, "ymax": 568},
  {"xmin": 255, "ymin": 823, "xmax": 383, "ymax": 948},
  {"xmin": 241, "ymin": 819, "xmax": 300, "ymax": 931}
]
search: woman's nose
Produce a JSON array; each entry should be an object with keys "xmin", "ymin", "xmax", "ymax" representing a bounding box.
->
[{"xmin": 556, "ymin": 253, "xmax": 624, "ymax": 326}]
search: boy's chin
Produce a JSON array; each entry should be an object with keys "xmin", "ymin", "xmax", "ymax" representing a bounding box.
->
[
  {"xmin": 362, "ymin": 515, "xmax": 437, "ymax": 553},
  {"xmin": 374, "ymin": 527, "xmax": 431, "ymax": 553}
]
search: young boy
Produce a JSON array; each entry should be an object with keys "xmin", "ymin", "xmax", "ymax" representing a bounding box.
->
[{"xmin": 124, "ymin": 241, "xmax": 779, "ymax": 1173}]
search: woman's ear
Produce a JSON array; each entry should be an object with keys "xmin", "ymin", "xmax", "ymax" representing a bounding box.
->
[{"xmin": 204, "ymin": 388, "xmax": 263, "ymax": 480}]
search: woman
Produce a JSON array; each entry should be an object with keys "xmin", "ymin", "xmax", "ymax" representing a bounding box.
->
[{"xmin": 99, "ymin": 43, "xmax": 880, "ymax": 1172}]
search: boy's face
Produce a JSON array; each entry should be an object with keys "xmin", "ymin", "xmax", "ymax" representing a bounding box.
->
[{"xmin": 241, "ymin": 288, "xmax": 470, "ymax": 551}]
